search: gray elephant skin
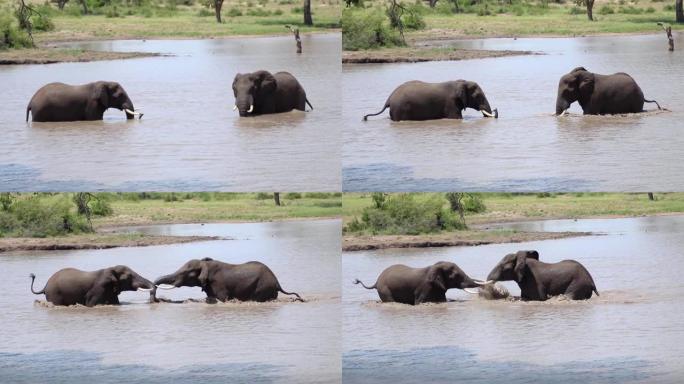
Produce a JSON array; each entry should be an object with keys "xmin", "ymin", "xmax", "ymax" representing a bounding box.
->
[
  {"xmin": 353, "ymin": 261, "xmax": 489, "ymax": 305},
  {"xmin": 363, "ymin": 80, "xmax": 498, "ymax": 121},
  {"xmin": 26, "ymin": 81, "xmax": 139, "ymax": 122},
  {"xmin": 486, "ymin": 250, "xmax": 599, "ymax": 301},
  {"xmin": 555, "ymin": 67, "xmax": 661, "ymax": 115},
  {"xmin": 29, "ymin": 266, "xmax": 155, "ymax": 307},
  {"xmin": 232, "ymin": 70, "xmax": 313, "ymax": 117},
  {"xmin": 152, "ymin": 257, "xmax": 303, "ymax": 302}
]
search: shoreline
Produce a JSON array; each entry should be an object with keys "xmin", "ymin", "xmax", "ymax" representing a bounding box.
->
[
  {"xmin": 94, "ymin": 215, "xmax": 341, "ymax": 231},
  {"xmin": 342, "ymin": 48, "xmax": 532, "ymax": 64},
  {"xmin": 0, "ymin": 234, "xmax": 222, "ymax": 253}
]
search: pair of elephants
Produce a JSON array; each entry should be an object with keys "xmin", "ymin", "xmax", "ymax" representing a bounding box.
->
[
  {"xmin": 363, "ymin": 67, "xmax": 661, "ymax": 122},
  {"xmin": 29, "ymin": 258, "xmax": 303, "ymax": 307},
  {"xmin": 25, "ymin": 70, "xmax": 312, "ymax": 122},
  {"xmin": 354, "ymin": 250, "xmax": 599, "ymax": 305}
]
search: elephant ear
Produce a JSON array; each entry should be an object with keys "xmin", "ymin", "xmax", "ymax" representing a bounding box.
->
[
  {"xmin": 255, "ymin": 71, "xmax": 277, "ymax": 95},
  {"xmin": 453, "ymin": 82, "xmax": 469, "ymax": 111},
  {"xmin": 95, "ymin": 82, "xmax": 110, "ymax": 108},
  {"xmin": 577, "ymin": 71, "xmax": 595, "ymax": 99},
  {"xmin": 427, "ymin": 265, "xmax": 446, "ymax": 291},
  {"xmin": 514, "ymin": 251, "xmax": 528, "ymax": 282},
  {"xmin": 571, "ymin": 66, "xmax": 588, "ymax": 73},
  {"xmin": 525, "ymin": 250, "xmax": 540, "ymax": 260},
  {"xmin": 102, "ymin": 269, "xmax": 119, "ymax": 294},
  {"xmin": 198, "ymin": 261, "xmax": 210, "ymax": 287}
]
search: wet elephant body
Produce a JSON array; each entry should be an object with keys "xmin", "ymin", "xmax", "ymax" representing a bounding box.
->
[
  {"xmin": 363, "ymin": 80, "xmax": 498, "ymax": 121},
  {"xmin": 487, "ymin": 250, "xmax": 599, "ymax": 301},
  {"xmin": 232, "ymin": 70, "xmax": 313, "ymax": 117},
  {"xmin": 153, "ymin": 258, "xmax": 303, "ymax": 302},
  {"xmin": 555, "ymin": 67, "xmax": 660, "ymax": 115},
  {"xmin": 26, "ymin": 81, "xmax": 139, "ymax": 122},
  {"xmin": 29, "ymin": 266, "xmax": 155, "ymax": 307},
  {"xmin": 354, "ymin": 261, "xmax": 489, "ymax": 305}
]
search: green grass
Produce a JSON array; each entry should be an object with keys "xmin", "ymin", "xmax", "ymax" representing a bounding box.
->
[{"xmin": 343, "ymin": 193, "xmax": 684, "ymax": 226}]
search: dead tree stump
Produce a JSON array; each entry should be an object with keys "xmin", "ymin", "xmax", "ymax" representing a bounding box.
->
[
  {"xmin": 657, "ymin": 23, "xmax": 674, "ymax": 51},
  {"xmin": 286, "ymin": 25, "xmax": 302, "ymax": 54}
]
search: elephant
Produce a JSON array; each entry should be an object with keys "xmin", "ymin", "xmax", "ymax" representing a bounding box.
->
[
  {"xmin": 26, "ymin": 81, "xmax": 141, "ymax": 122},
  {"xmin": 486, "ymin": 250, "xmax": 599, "ymax": 301},
  {"xmin": 362, "ymin": 80, "xmax": 498, "ymax": 121},
  {"xmin": 151, "ymin": 257, "xmax": 304, "ymax": 302},
  {"xmin": 353, "ymin": 261, "xmax": 491, "ymax": 305},
  {"xmin": 464, "ymin": 282, "xmax": 510, "ymax": 300},
  {"xmin": 29, "ymin": 266, "xmax": 155, "ymax": 307},
  {"xmin": 555, "ymin": 67, "xmax": 661, "ymax": 116},
  {"xmin": 232, "ymin": 70, "xmax": 313, "ymax": 117}
]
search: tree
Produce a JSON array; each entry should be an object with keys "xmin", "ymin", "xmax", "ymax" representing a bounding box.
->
[
  {"xmin": 677, "ymin": 0, "xmax": 683, "ymax": 23},
  {"xmin": 213, "ymin": 0, "xmax": 224, "ymax": 23},
  {"xmin": 303, "ymin": 0, "xmax": 313, "ymax": 26},
  {"xmin": 274, "ymin": 192, "xmax": 281, "ymax": 206},
  {"xmin": 575, "ymin": 0, "xmax": 594, "ymax": 21}
]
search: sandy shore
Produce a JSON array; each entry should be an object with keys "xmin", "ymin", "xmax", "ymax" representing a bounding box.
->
[
  {"xmin": 342, "ymin": 47, "xmax": 530, "ymax": 64},
  {"xmin": 0, "ymin": 234, "xmax": 221, "ymax": 252},
  {"xmin": 0, "ymin": 48, "xmax": 160, "ymax": 65},
  {"xmin": 342, "ymin": 230, "xmax": 592, "ymax": 252}
]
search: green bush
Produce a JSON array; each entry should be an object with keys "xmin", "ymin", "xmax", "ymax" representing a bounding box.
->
[
  {"xmin": 1, "ymin": 196, "xmax": 91, "ymax": 237},
  {"xmin": 314, "ymin": 201, "xmax": 342, "ymax": 208},
  {"xmin": 599, "ymin": 5, "xmax": 615, "ymax": 14},
  {"xmin": 342, "ymin": 8, "xmax": 405, "ymax": 50},
  {"xmin": 402, "ymin": 5, "xmax": 426, "ymax": 30},
  {"xmin": 291, "ymin": 5, "xmax": 302, "ymax": 13},
  {"xmin": 226, "ymin": 7, "xmax": 242, "ymax": 16},
  {"xmin": 304, "ymin": 192, "xmax": 337, "ymax": 199},
  {"xmin": 256, "ymin": 192, "xmax": 273, "ymax": 200},
  {"xmin": 273, "ymin": 9, "xmax": 283, "ymax": 15},
  {"xmin": 462, "ymin": 194, "xmax": 486, "ymax": 213},
  {"xmin": 247, "ymin": 8, "xmax": 271, "ymax": 16},
  {"xmin": 90, "ymin": 198, "xmax": 113, "ymax": 216},
  {"xmin": 285, "ymin": 192, "xmax": 302, "ymax": 199},
  {"xmin": 63, "ymin": 3, "xmax": 83, "ymax": 16},
  {"xmin": 618, "ymin": 5, "xmax": 643, "ymax": 13},
  {"xmin": 645, "ymin": 6, "xmax": 655, "ymax": 12},
  {"xmin": 568, "ymin": 5, "xmax": 582, "ymax": 14},
  {"xmin": 0, "ymin": 13, "xmax": 33, "ymax": 49},
  {"xmin": 664, "ymin": 4, "xmax": 674, "ymax": 10}
]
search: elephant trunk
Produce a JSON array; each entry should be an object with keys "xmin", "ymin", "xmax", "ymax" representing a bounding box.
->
[
  {"xmin": 235, "ymin": 94, "xmax": 254, "ymax": 117},
  {"xmin": 479, "ymin": 100, "xmax": 498, "ymax": 118},
  {"xmin": 154, "ymin": 274, "xmax": 178, "ymax": 287},
  {"xmin": 122, "ymin": 99, "xmax": 138, "ymax": 120},
  {"xmin": 556, "ymin": 98, "xmax": 570, "ymax": 116}
]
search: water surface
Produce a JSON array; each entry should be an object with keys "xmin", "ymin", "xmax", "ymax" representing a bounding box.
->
[
  {"xmin": 343, "ymin": 33, "xmax": 684, "ymax": 191},
  {"xmin": 0, "ymin": 219, "xmax": 341, "ymax": 383},
  {"xmin": 0, "ymin": 34, "xmax": 340, "ymax": 191},
  {"xmin": 343, "ymin": 215, "xmax": 684, "ymax": 383}
]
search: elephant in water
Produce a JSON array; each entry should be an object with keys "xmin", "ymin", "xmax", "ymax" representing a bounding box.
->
[
  {"xmin": 464, "ymin": 282, "xmax": 510, "ymax": 300},
  {"xmin": 486, "ymin": 250, "xmax": 599, "ymax": 301},
  {"xmin": 353, "ymin": 261, "xmax": 491, "ymax": 305},
  {"xmin": 555, "ymin": 67, "xmax": 661, "ymax": 115},
  {"xmin": 29, "ymin": 266, "xmax": 155, "ymax": 307},
  {"xmin": 232, "ymin": 70, "xmax": 313, "ymax": 117},
  {"xmin": 362, "ymin": 80, "xmax": 498, "ymax": 121},
  {"xmin": 151, "ymin": 257, "xmax": 304, "ymax": 302},
  {"xmin": 26, "ymin": 81, "xmax": 141, "ymax": 122}
]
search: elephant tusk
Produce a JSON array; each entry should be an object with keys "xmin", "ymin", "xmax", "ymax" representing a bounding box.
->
[
  {"xmin": 559, "ymin": 109, "xmax": 568, "ymax": 117},
  {"xmin": 233, "ymin": 105, "xmax": 237, "ymax": 111},
  {"xmin": 473, "ymin": 279, "xmax": 495, "ymax": 285},
  {"xmin": 155, "ymin": 284, "xmax": 176, "ymax": 290},
  {"xmin": 247, "ymin": 105, "xmax": 254, "ymax": 113},
  {"xmin": 481, "ymin": 109, "xmax": 495, "ymax": 118},
  {"xmin": 463, "ymin": 288, "xmax": 480, "ymax": 294},
  {"xmin": 136, "ymin": 287, "xmax": 153, "ymax": 292}
]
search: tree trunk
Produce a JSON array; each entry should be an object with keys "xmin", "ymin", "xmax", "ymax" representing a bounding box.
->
[
  {"xmin": 274, "ymin": 193, "xmax": 281, "ymax": 206},
  {"xmin": 586, "ymin": 0, "xmax": 594, "ymax": 21},
  {"xmin": 215, "ymin": 0, "xmax": 223, "ymax": 23},
  {"xmin": 648, "ymin": 193, "xmax": 655, "ymax": 201},
  {"xmin": 429, "ymin": 0, "xmax": 438, "ymax": 7},
  {"xmin": 303, "ymin": 0, "xmax": 313, "ymax": 26},
  {"xmin": 58, "ymin": 0, "xmax": 67, "ymax": 10},
  {"xmin": 80, "ymin": 0, "xmax": 89, "ymax": 14},
  {"xmin": 677, "ymin": 0, "xmax": 683, "ymax": 23}
]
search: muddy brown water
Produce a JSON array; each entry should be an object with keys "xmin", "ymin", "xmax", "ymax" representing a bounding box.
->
[
  {"xmin": 0, "ymin": 219, "xmax": 341, "ymax": 383},
  {"xmin": 343, "ymin": 215, "xmax": 684, "ymax": 383},
  {"xmin": 0, "ymin": 34, "xmax": 340, "ymax": 191},
  {"xmin": 343, "ymin": 33, "xmax": 684, "ymax": 192}
]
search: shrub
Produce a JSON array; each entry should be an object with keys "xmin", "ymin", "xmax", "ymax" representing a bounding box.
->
[
  {"xmin": 402, "ymin": 5, "xmax": 426, "ymax": 30},
  {"xmin": 599, "ymin": 5, "xmax": 615, "ymax": 14},
  {"xmin": 256, "ymin": 192, "xmax": 273, "ymax": 200},
  {"xmin": 664, "ymin": 4, "xmax": 674, "ymax": 10},
  {"xmin": 618, "ymin": 5, "xmax": 643, "ymax": 13},
  {"xmin": 304, "ymin": 192, "xmax": 336, "ymax": 198},
  {"xmin": 462, "ymin": 194, "xmax": 486, "ymax": 213},
  {"xmin": 342, "ymin": 8, "xmax": 405, "ymax": 50},
  {"xmin": 247, "ymin": 8, "xmax": 271, "ymax": 16},
  {"xmin": 285, "ymin": 192, "xmax": 302, "ymax": 199},
  {"xmin": 568, "ymin": 5, "xmax": 582, "ymax": 14},
  {"xmin": 314, "ymin": 201, "xmax": 342, "ymax": 208},
  {"xmin": 0, "ymin": 13, "xmax": 33, "ymax": 49},
  {"xmin": 5, "ymin": 196, "xmax": 91, "ymax": 237},
  {"xmin": 198, "ymin": 7, "xmax": 214, "ymax": 16},
  {"xmin": 273, "ymin": 9, "xmax": 283, "ymax": 15},
  {"xmin": 536, "ymin": 192, "xmax": 554, "ymax": 198},
  {"xmin": 90, "ymin": 198, "xmax": 113, "ymax": 216},
  {"xmin": 645, "ymin": 6, "xmax": 655, "ymax": 12},
  {"xmin": 291, "ymin": 5, "xmax": 302, "ymax": 13}
]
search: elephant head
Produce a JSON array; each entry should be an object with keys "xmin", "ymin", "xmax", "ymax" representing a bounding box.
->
[
  {"xmin": 456, "ymin": 81, "xmax": 498, "ymax": 118},
  {"xmin": 487, "ymin": 250, "xmax": 540, "ymax": 283},
  {"xmin": 95, "ymin": 81, "xmax": 139, "ymax": 119},
  {"xmin": 106, "ymin": 265, "xmax": 156, "ymax": 293},
  {"xmin": 152, "ymin": 258, "xmax": 215, "ymax": 302},
  {"xmin": 428, "ymin": 261, "xmax": 491, "ymax": 291},
  {"xmin": 556, "ymin": 67, "xmax": 595, "ymax": 115},
  {"xmin": 232, "ymin": 70, "xmax": 277, "ymax": 117}
]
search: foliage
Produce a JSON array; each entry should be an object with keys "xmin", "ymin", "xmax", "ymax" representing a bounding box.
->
[
  {"xmin": 341, "ymin": 8, "xmax": 405, "ymax": 50},
  {"xmin": 402, "ymin": 3, "xmax": 426, "ymax": 29},
  {"xmin": 285, "ymin": 192, "xmax": 302, "ymax": 199},
  {"xmin": 90, "ymin": 197, "xmax": 113, "ymax": 216},
  {"xmin": 0, "ymin": 10, "xmax": 33, "ymax": 49},
  {"xmin": 599, "ymin": 5, "xmax": 614, "ymax": 14},
  {"xmin": 256, "ymin": 192, "xmax": 273, "ymax": 200},
  {"xmin": 0, "ymin": 195, "xmax": 91, "ymax": 237},
  {"xmin": 344, "ymin": 193, "xmax": 466, "ymax": 235},
  {"xmin": 226, "ymin": 7, "xmax": 242, "ymax": 16}
]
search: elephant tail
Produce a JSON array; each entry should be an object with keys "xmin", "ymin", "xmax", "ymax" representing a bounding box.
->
[
  {"xmin": 644, "ymin": 98, "xmax": 662, "ymax": 110},
  {"xmin": 29, "ymin": 273, "xmax": 45, "ymax": 295},
  {"xmin": 26, "ymin": 104, "xmax": 31, "ymax": 122},
  {"xmin": 305, "ymin": 98, "xmax": 314, "ymax": 111},
  {"xmin": 353, "ymin": 278, "xmax": 376, "ymax": 290},
  {"xmin": 362, "ymin": 103, "xmax": 389, "ymax": 121},
  {"xmin": 278, "ymin": 285, "xmax": 305, "ymax": 302}
]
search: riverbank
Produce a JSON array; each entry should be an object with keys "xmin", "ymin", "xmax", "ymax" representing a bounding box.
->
[
  {"xmin": 0, "ymin": 233, "xmax": 221, "ymax": 252},
  {"xmin": 342, "ymin": 1, "xmax": 681, "ymax": 63},
  {"xmin": 0, "ymin": 48, "xmax": 160, "ymax": 65},
  {"xmin": 343, "ymin": 229, "xmax": 591, "ymax": 252}
]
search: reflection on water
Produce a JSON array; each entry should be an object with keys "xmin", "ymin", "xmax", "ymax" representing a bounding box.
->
[
  {"xmin": 0, "ymin": 219, "xmax": 341, "ymax": 383},
  {"xmin": 343, "ymin": 33, "xmax": 684, "ymax": 191},
  {"xmin": 0, "ymin": 34, "xmax": 341, "ymax": 191},
  {"xmin": 342, "ymin": 215, "xmax": 684, "ymax": 383}
]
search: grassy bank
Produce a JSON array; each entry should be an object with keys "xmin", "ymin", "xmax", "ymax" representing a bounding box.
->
[
  {"xmin": 0, "ymin": 192, "xmax": 341, "ymax": 251},
  {"xmin": 342, "ymin": 193, "xmax": 684, "ymax": 251},
  {"xmin": 342, "ymin": 0, "xmax": 682, "ymax": 62},
  {"xmin": 0, "ymin": 0, "xmax": 339, "ymax": 63}
]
